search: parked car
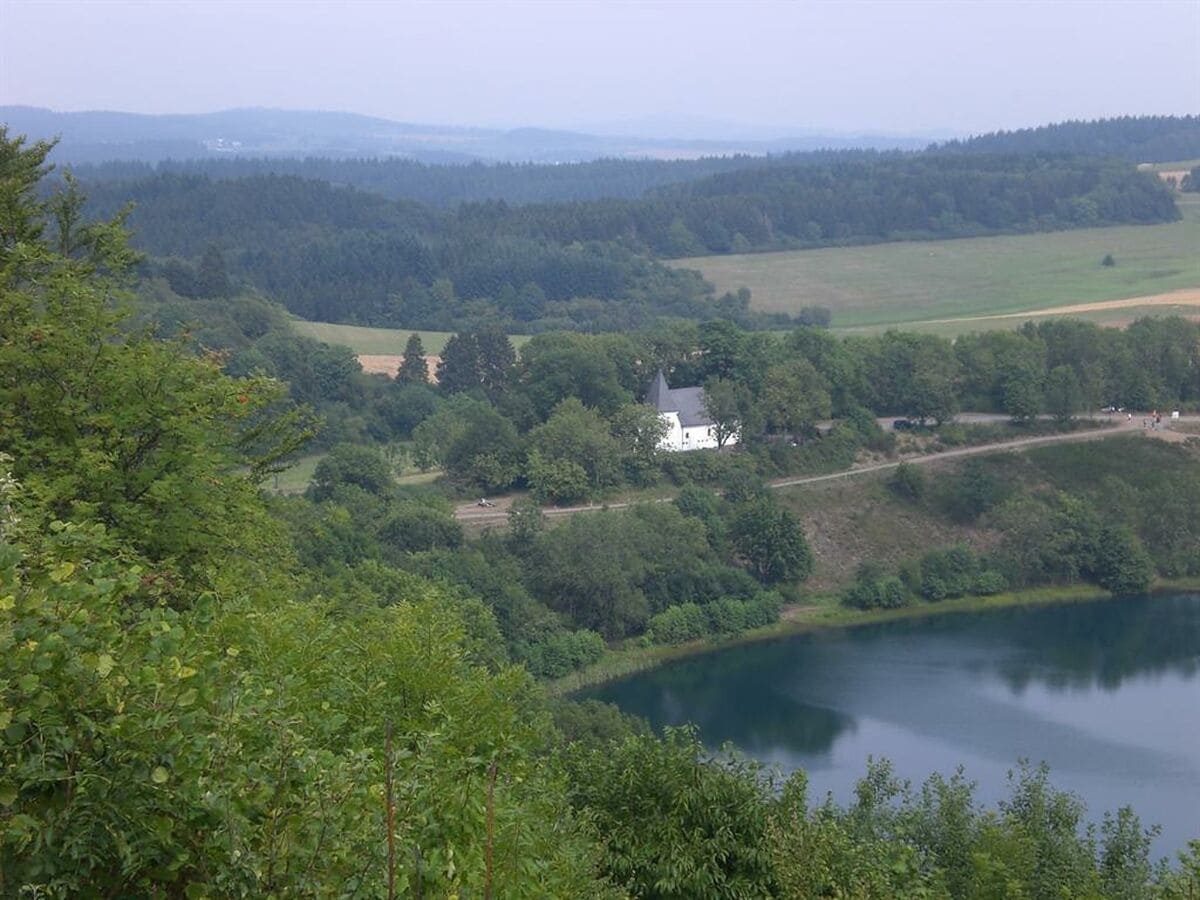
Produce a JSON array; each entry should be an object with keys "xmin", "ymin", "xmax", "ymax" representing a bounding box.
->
[{"xmin": 892, "ymin": 418, "xmax": 917, "ymax": 431}]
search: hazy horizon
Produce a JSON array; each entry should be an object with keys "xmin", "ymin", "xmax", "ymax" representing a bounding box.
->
[{"xmin": 2, "ymin": 0, "xmax": 1198, "ymax": 139}]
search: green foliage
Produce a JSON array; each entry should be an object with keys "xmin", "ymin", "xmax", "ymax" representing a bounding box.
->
[
  {"xmin": 527, "ymin": 450, "xmax": 591, "ymax": 505},
  {"xmin": 731, "ymin": 496, "xmax": 814, "ymax": 585},
  {"xmin": 888, "ymin": 460, "xmax": 927, "ymax": 502},
  {"xmin": 1, "ymin": 518, "xmax": 613, "ymax": 896},
  {"xmin": 378, "ymin": 498, "xmax": 464, "ymax": 556},
  {"xmin": 517, "ymin": 629, "xmax": 606, "ymax": 679},
  {"xmin": 528, "ymin": 399, "xmax": 622, "ymax": 501},
  {"xmin": 1045, "ymin": 364, "xmax": 1085, "ymax": 422},
  {"xmin": 397, "ymin": 331, "xmax": 429, "ymax": 384},
  {"xmin": 939, "ymin": 458, "xmax": 1012, "ymax": 523},
  {"xmin": 550, "ymin": 699, "xmax": 651, "ymax": 748},
  {"xmin": 310, "ymin": 442, "xmax": 396, "ymax": 500},
  {"xmin": 841, "ymin": 573, "xmax": 908, "ymax": 610},
  {"xmin": 0, "ymin": 143, "xmax": 616, "ymax": 895},
  {"xmin": 564, "ymin": 727, "xmax": 776, "ymax": 899},
  {"xmin": 648, "ymin": 593, "xmax": 782, "ymax": 644},
  {"xmin": 647, "ymin": 602, "xmax": 710, "ymax": 644}
]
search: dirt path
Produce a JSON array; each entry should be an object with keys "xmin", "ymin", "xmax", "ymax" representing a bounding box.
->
[
  {"xmin": 455, "ymin": 418, "xmax": 1194, "ymax": 525},
  {"xmin": 917, "ymin": 288, "xmax": 1200, "ymax": 327}
]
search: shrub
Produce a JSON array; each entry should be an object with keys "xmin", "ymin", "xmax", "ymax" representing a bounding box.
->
[
  {"xmin": 648, "ymin": 603, "xmax": 709, "ymax": 644},
  {"xmin": 842, "ymin": 575, "xmax": 908, "ymax": 610},
  {"xmin": 888, "ymin": 461, "xmax": 926, "ymax": 501},
  {"xmin": 973, "ymin": 570, "xmax": 1008, "ymax": 595},
  {"xmin": 520, "ymin": 629, "xmax": 606, "ymax": 678}
]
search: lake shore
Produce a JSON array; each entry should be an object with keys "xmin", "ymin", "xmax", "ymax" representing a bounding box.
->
[{"xmin": 549, "ymin": 577, "xmax": 1200, "ymax": 696}]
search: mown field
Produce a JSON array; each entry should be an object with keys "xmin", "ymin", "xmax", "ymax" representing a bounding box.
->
[
  {"xmin": 674, "ymin": 197, "xmax": 1200, "ymax": 333},
  {"xmin": 289, "ymin": 320, "xmax": 456, "ymax": 354}
]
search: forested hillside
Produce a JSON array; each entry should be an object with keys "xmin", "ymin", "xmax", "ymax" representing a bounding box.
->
[
  {"xmin": 77, "ymin": 153, "xmax": 1177, "ymax": 332},
  {"xmin": 939, "ymin": 115, "xmax": 1200, "ymax": 163}
]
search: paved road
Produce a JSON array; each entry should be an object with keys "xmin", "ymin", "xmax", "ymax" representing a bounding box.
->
[{"xmin": 455, "ymin": 415, "xmax": 1196, "ymax": 525}]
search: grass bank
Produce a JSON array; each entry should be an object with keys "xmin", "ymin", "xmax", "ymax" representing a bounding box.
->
[{"xmin": 549, "ymin": 578, "xmax": 1200, "ymax": 696}]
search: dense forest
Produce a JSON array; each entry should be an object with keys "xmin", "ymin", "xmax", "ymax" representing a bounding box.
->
[
  {"xmin": 938, "ymin": 115, "xmax": 1200, "ymax": 163},
  {"xmin": 77, "ymin": 152, "xmax": 1177, "ymax": 332},
  {"xmin": 6, "ymin": 127, "xmax": 1200, "ymax": 897},
  {"xmin": 68, "ymin": 152, "xmax": 845, "ymax": 206}
]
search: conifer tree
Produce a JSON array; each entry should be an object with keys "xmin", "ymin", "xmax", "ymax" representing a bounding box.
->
[{"xmin": 397, "ymin": 331, "xmax": 429, "ymax": 383}]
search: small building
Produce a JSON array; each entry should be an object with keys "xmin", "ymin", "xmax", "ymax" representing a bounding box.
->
[{"xmin": 646, "ymin": 370, "xmax": 735, "ymax": 452}]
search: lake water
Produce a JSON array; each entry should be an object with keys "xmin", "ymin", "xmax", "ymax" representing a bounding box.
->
[{"xmin": 584, "ymin": 594, "xmax": 1200, "ymax": 857}]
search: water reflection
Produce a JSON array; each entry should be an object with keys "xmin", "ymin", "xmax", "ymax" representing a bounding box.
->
[{"xmin": 586, "ymin": 594, "xmax": 1200, "ymax": 854}]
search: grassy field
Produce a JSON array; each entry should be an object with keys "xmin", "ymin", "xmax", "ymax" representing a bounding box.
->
[
  {"xmin": 267, "ymin": 451, "xmax": 441, "ymax": 494},
  {"xmin": 673, "ymin": 197, "xmax": 1200, "ymax": 333},
  {"xmin": 289, "ymin": 320, "xmax": 531, "ymax": 356}
]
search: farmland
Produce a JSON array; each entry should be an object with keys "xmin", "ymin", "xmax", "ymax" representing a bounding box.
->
[
  {"xmin": 288, "ymin": 320, "xmax": 456, "ymax": 355},
  {"xmin": 674, "ymin": 197, "xmax": 1200, "ymax": 333},
  {"xmin": 289, "ymin": 319, "xmax": 532, "ymax": 356}
]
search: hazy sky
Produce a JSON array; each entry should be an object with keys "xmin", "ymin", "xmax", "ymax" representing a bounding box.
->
[{"xmin": 2, "ymin": 0, "xmax": 1197, "ymax": 136}]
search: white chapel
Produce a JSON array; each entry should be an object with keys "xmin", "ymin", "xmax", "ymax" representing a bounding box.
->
[{"xmin": 646, "ymin": 370, "xmax": 736, "ymax": 452}]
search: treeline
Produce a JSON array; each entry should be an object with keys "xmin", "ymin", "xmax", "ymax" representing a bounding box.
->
[
  {"xmin": 938, "ymin": 115, "xmax": 1200, "ymax": 163},
  {"xmin": 74, "ymin": 151, "xmax": 1177, "ymax": 332},
  {"xmin": 68, "ymin": 151, "xmax": 875, "ymax": 207}
]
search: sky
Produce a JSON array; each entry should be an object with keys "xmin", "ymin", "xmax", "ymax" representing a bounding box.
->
[{"xmin": 1, "ymin": 0, "xmax": 1197, "ymax": 137}]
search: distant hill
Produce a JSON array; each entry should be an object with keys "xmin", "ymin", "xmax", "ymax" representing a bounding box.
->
[
  {"xmin": 0, "ymin": 105, "xmax": 929, "ymax": 166},
  {"xmin": 937, "ymin": 115, "xmax": 1200, "ymax": 163}
]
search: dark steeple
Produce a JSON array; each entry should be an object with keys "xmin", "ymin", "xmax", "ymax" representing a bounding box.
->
[{"xmin": 647, "ymin": 370, "xmax": 670, "ymax": 410}]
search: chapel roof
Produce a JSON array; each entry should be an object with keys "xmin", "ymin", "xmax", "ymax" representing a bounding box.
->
[{"xmin": 647, "ymin": 370, "xmax": 713, "ymax": 428}]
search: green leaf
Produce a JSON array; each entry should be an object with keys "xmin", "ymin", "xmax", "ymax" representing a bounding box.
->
[
  {"xmin": 49, "ymin": 561, "xmax": 75, "ymax": 583},
  {"xmin": 177, "ymin": 688, "xmax": 198, "ymax": 708},
  {"xmin": 96, "ymin": 653, "xmax": 115, "ymax": 677},
  {"xmin": 151, "ymin": 766, "xmax": 170, "ymax": 784},
  {"xmin": 0, "ymin": 782, "xmax": 16, "ymax": 806}
]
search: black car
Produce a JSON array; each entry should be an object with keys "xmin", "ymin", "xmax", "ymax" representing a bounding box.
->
[{"xmin": 892, "ymin": 418, "xmax": 917, "ymax": 431}]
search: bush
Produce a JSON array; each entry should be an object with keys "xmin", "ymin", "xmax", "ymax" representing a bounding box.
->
[
  {"xmin": 919, "ymin": 544, "xmax": 978, "ymax": 599},
  {"xmin": 520, "ymin": 629, "xmax": 606, "ymax": 678},
  {"xmin": 378, "ymin": 501, "xmax": 463, "ymax": 555},
  {"xmin": 973, "ymin": 570, "xmax": 1008, "ymax": 595},
  {"xmin": 527, "ymin": 450, "xmax": 591, "ymax": 504},
  {"xmin": 309, "ymin": 443, "xmax": 396, "ymax": 500},
  {"xmin": 661, "ymin": 449, "xmax": 757, "ymax": 488},
  {"xmin": 648, "ymin": 593, "xmax": 782, "ymax": 644},
  {"xmin": 843, "ymin": 405, "xmax": 896, "ymax": 453},
  {"xmin": 648, "ymin": 603, "xmax": 709, "ymax": 644},
  {"xmin": 888, "ymin": 461, "xmax": 926, "ymax": 501},
  {"xmin": 842, "ymin": 575, "xmax": 908, "ymax": 610}
]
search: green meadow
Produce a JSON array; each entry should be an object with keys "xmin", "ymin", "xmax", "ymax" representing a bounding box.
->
[{"xmin": 674, "ymin": 197, "xmax": 1200, "ymax": 332}]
